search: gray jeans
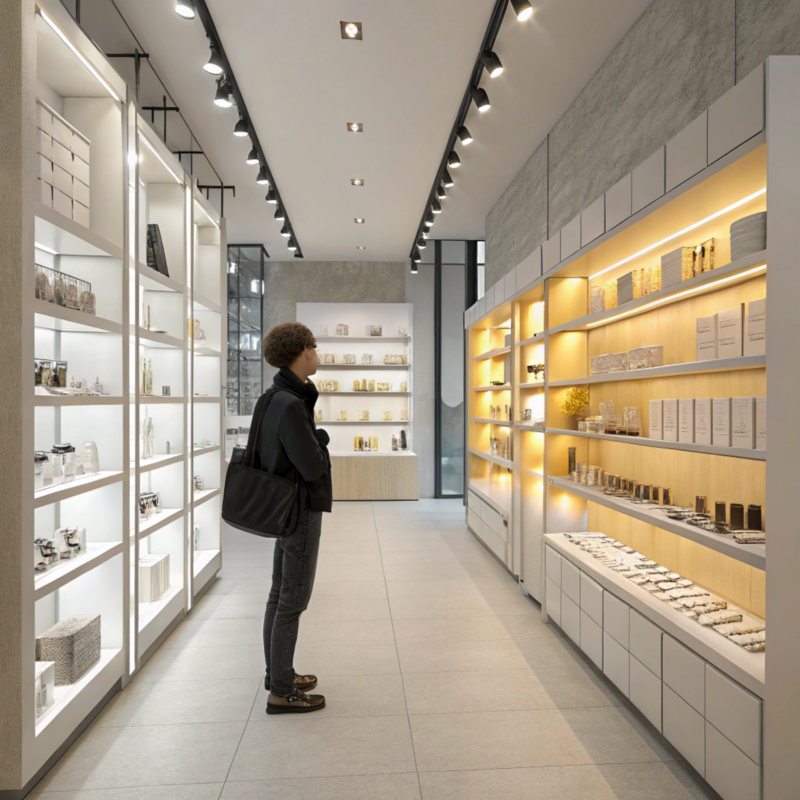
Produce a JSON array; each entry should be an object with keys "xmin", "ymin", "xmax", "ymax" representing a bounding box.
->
[{"xmin": 263, "ymin": 507, "xmax": 323, "ymax": 696}]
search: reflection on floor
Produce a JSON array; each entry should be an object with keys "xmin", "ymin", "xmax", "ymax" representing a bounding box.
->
[{"xmin": 32, "ymin": 499, "xmax": 715, "ymax": 799}]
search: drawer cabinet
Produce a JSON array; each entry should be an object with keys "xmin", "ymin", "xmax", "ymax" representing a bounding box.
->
[
  {"xmin": 603, "ymin": 632, "xmax": 629, "ymax": 697},
  {"xmin": 629, "ymin": 609, "xmax": 662, "ymax": 677},
  {"xmin": 545, "ymin": 546, "xmax": 561, "ymax": 586},
  {"xmin": 705, "ymin": 721, "xmax": 762, "ymax": 800},
  {"xmin": 580, "ymin": 573, "xmax": 603, "ymax": 626},
  {"xmin": 705, "ymin": 665, "xmax": 762, "ymax": 765},
  {"xmin": 580, "ymin": 610, "xmax": 603, "ymax": 669},
  {"xmin": 560, "ymin": 592, "xmax": 581, "ymax": 645},
  {"xmin": 545, "ymin": 575, "xmax": 561, "ymax": 626},
  {"xmin": 630, "ymin": 655, "xmax": 662, "ymax": 732},
  {"xmin": 663, "ymin": 635, "xmax": 705, "ymax": 715},
  {"xmin": 561, "ymin": 559, "xmax": 580, "ymax": 604},
  {"xmin": 663, "ymin": 685, "xmax": 705, "ymax": 777},
  {"xmin": 603, "ymin": 592, "xmax": 629, "ymax": 649}
]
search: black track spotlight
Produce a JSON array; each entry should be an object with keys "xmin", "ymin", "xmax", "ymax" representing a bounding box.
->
[
  {"xmin": 294, "ymin": 249, "xmax": 303, "ymax": 259},
  {"xmin": 256, "ymin": 165, "xmax": 269, "ymax": 185},
  {"xmin": 411, "ymin": 261, "xmax": 419, "ymax": 274},
  {"xmin": 274, "ymin": 205, "xmax": 285, "ymax": 221},
  {"xmin": 481, "ymin": 51, "xmax": 504, "ymax": 78},
  {"xmin": 214, "ymin": 76, "xmax": 233, "ymax": 108},
  {"xmin": 234, "ymin": 115, "xmax": 248, "ymax": 137},
  {"xmin": 458, "ymin": 125, "xmax": 473, "ymax": 145},
  {"xmin": 436, "ymin": 184, "xmax": 447, "ymax": 200},
  {"xmin": 471, "ymin": 87, "xmax": 491, "ymax": 112},
  {"xmin": 443, "ymin": 169, "xmax": 454, "ymax": 187},
  {"xmin": 175, "ymin": 0, "xmax": 196, "ymax": 19},
  {"xmin": 417, "ymin": 236, "xmax": 427, "ymax": 249},
  {"xmin": 448, "ymin": 150, "xmax": 461, "ymax": 168},
  {"xmin": 204, "ymin": 44, "xmax": 225, "ymax": 75},
  {"xmin": 412, "ymin": 247, "xmax": 422, "ymax": 263},
  {"xmin": 432, "ymin": 199, "xmax": 442, "ymax": 214},
  {"xmin": 422, "ymin": 229, "xmax": 430, "ymax": 240},
  {"xmin": 280, "ymin": 224, "xmax": 291, "ymax": 237},
  {"xmin": 424, "ymin": 211, "xmax": 434, "ymax": 228},
  {"xmin": 265, "ymin": 187, "xmax": 278, "ymax": 204},
  {"xmin": 510, "ymin": 0, "xmax": 534, "ymax": 21},
  {"xmin": 246, "ymin": 146, "xmax": 259, "ymax": 165},
  {"xmin": 287, "ymin": 236, "xmax": 297, "ymax": 251}
]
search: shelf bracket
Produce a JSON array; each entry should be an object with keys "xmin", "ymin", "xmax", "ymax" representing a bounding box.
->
[
  {"xmin": 141, "ymin": 95, "xmax": 180, "ymax": 143},
  {"xmin": 197, "ymin": 184, "xmax": 235, "ymax": 217},
  {"xmin": 173, "ymin": 150, "xmax": 205, "ymax": 176},
  {"xmin": 105, "ymin": 49, "xmax": 150, "ymax": 102}
]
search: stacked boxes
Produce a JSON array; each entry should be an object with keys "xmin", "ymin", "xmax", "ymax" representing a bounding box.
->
[
  {"xmin": 744, "ymin": 298, "xmax": 766, "ymax": 356},
  {"xmin": 139, "ymin": 553, "xmax": 170, "ymax": 603},
  {"xmin": 37, "ymin": 100, "xmax": 91, "ymax": 228}
]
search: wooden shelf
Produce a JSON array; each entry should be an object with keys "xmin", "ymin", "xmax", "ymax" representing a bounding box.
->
[
  {"xmin": 138, "ymin": 395, "xmax": 185, "ymax": 404},
  {"xmin": 547, "ymin": 476, "xmax": 765, "ymax": 570},
  {"xmin": 470, "ymin": 417, "xmax": 512, "ymax": 426},
  {"xmin": 473, "ymin": 384, "xmax": 511, "ymax": 392},
  {"xmin": 192, "ymin": 292, "xmax": 222, "ymax": 314},
  {"xmin": 523, "ymin": 468, "xmax": 544, "ymax": 479},
  {"xmin": 34, "ymin": 301, "xmax": 123, "ymax": 335},
  {"xmin": 548, "ymin": 355, "xmax": 766, "ymax": 387},
  {"xmin": 193, "ymin": 346, "xmax": 221, "ymax": 357},
  {"xmin": 34, "ymin": 471, "xmax": 124, "ymax": 509},
  {"xmin": 34, "ymin": 543, "xmax": 124, "ymax": 601},
  {"xmin": 136, "ymin": 453, "xmax": 185, "ymax": 473},
  {"xmin": 468, "ymin": 447, "xmax": 515, "ymax": 469},
  {"xmin": 192, "ymin": 396, "xmax": 222, "ymax": 403},
  {"xmin": 138, "ymin": 508, "xmax": 184, "ymax": 539},
  {"xmin": 137, "ymin": 263, "xmax": 185, "ymax": 294},
  {"xmin": 546, "ymin": 428, "xmax": 766, "ymax": 460},
  {"xmin": 192, "ymin": 488, "xmax": 220, "ymax": 509},
  {"xmin": 319, "ymin": 391, "xmax": 410, "ymax": 396},
  {"xmin": 473, "ymin": 346, "xmax": 510, "ymax": 361},
  {"xmin": 193, "ymin": 445, "xmax": 221, "ymax": 457}
]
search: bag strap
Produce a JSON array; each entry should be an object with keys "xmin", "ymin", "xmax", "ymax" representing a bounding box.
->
[{"xmin": 245, "ymin": 388, "xmax": 281, "ymax": 469}]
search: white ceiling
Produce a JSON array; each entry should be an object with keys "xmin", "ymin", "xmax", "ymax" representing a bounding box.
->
[{"xmin": 114, "ymin": 0, "xmax": 652, "ymax": 261}]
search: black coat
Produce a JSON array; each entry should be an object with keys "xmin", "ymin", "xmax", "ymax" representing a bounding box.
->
[{"xmin": 247, "ymin": 368, "xmax": 333, "ymax": 517}]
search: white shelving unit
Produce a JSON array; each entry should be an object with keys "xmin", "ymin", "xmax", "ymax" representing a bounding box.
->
[{"xmin": 0, "ymin": 5, "xmax": 226, "ymax": 792}]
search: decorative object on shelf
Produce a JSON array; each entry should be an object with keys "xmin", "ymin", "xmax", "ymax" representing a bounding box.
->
[
  {"xmin": 317, "ymin": 379, "xmax": 339, "ymax": 392},
  {"xmin": 730, "ymin": 211, "xmax": 766, "ymax": 261},
  {"xmin": 382, "ymin": 411, "xmax": 392, "ymax": 421},
  {"xmin": 744, "ymin": 297, "xmax": 766, "ymax": 356},
  {"xmin": 561, "ymin": 387, "xmax": 590, "ymax": 421},
  {"xmin": 661, "ymin": 246, "xmax": 695, "ymax": 288},
  {"xmin": 342, "ymin": 354, "xmax": 357, "ymax": 364},
  {"xmin": 35, "ymin": 614, "xmax": 101, "ymax": 685},
  {"xmin": 359, "ymin": 410, "xmax": 369, "ymax": 421},
  {"xmin": 590, "ymin": 352, "xmax": 629, "ymax": 375},
  {"xmin": 35, "ymin": 359, "xmax": 68, "ymax": 389},
  {"xmin": 162, "ymin": 386, "xmax": 171, "ymax": 396},
  {"xmin": 604, "ymin": 282, "xmax": 617, "ymax": 310},
  {"xmin": 568, "ymin": 447, "xmax": 576, "ymax": 476},
  {"xmin": 527, "ymin": 363, "xmax": 545, "ymax": 380},
  {"xmin": 320, "ymin": 324, "xmax": 329, "ymax": 336},
  {"xmin": 392, "ymin": 434, "xmax": 398, "ymax": 451},
  {"xmin": 140, "ymin": 358, "xmax": 153, "ymax": 397},
  {"xmin": 622, "ymin": 407, "xmax": 641, "ymax": 436},
  {"xmin": 361, "ymin": 353, "xmax": 373, "ymax": 364},
  {"xmin": 138, "ymin": 491, "xmax": 161, "ymax": 519},
  {"xmin": 315, "ymin": 409, "xmax": 322, "ymax": 422},
  {"xmin": 599, "ymin": 400, "xmax": 619, "ymax": 434},
  {"xmin": 193, "ymin": 524, "xmax": 200, "ymax": 551},
  {"xmin": 522, "ymin": 409, "xmax": 532, "ymax": 421},
  {"xmin": 366, "ymin": 325, "xmax": 383, "ymax": 336},
  {"xmin": 335, "ymin": 324, "xmax": 349, "ymax": 336},
  {"xmin": 400, "ymin": 410, "xmax": 408, "ymax": 421},
  {"xmin": 489, "ymin": 380, "xmax": 506, "ymax": 386},
  {"xmin": 52, "ymin": 444, "xmax": 78, "ymax": 482},
  {"xmin": 490, "ymin": 436, "xmax": 511, "ymax": 460},
  {"xmin": 34, "ymin": 538, "xmax": 58, "ymax": 571},
  {"xmin": 399, "ymin": 430, "xmax": 408, "ymax": 450},
  {"xmin": 338, "ymin": 410, "xmax": 347, "ymax": 421},
  {"xmin": 189, "ymin": 317, "xmax": 207, "ymax": 345},
  {"xmin": 628, "ymin": 345, "xmax": 664, "ymax": 370},
  {"xmin": 35, "ymin": 661, "xmax": 55, "ymax": 720},
  {"xmin": 139, "ymin": 553, "xmax": 170, "ymax": 603},
  {"xmin": 146, "ymin": 223, "xmax": 170, "ymax": 277},
  {"xmin": 354, "ymin": 435, "xmax": 379, "ymax": 451},
  {"xmin": 55, "ymin": 526, "xmax": 86, "ymax": 561},
  {"xmin": 34, "ymin": 452, "xmax": 49, "ymax": 491},
  {"xmin": 166, "ymin": 441, "xmax": 171, "ymax": 455},
  {"xmin": 398, "ymin": 325, "xmax": 409, "ymax": 337},
  {"xmin": 319, "ymin": 353, "xmax": 338, "ymax": 365},
  {"xmin": 80, "ymin": 442, "xmax": 99, "ymax": 474},
  {"xmin": 194, "ymin": 474, "xmax": 205, "ymax": 492},
  {"xmin": 141, "ymin": 416, "xmax": 155, "ymax": 460},
  {"xmin": 617, "ymin": 271, "xmax": 634, "ymax": 305},
  {"xmin": 400, "ymin": 381, "xmax": 408, "ymax": 392},
  {"xmin": 377, "ymin": 382, "xmax": 392, "ymax": 392},
  {"xmin": 384, "ymin": 354, "xmax": 408, "ymax": 365}
]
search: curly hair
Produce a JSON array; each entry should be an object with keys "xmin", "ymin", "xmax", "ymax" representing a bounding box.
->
[{"xmin": 263, "ymin": 322, "xmax": 317, "ymax": 368}]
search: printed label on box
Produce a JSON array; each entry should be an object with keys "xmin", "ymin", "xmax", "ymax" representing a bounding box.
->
[
  {"xmin": 663, "ymin": 399, "xmax": 678, "ymax": 442},
  {"xmin": 744, "ymin": 297, "xmax": 766, "ymax": 356},
  {"xmin": 717, "ymin": 305, "xmax": 743, "ymax": 359},
  {"xmin": 697, "ymin": 314, "xmax": 717, "ymax": 361},
  {"xmin": 679, "ymin": 398, "xmax": 695, "ymax": 443},
  {"xmin": 712, "ymin": 398, "xmax": 732, "ymax": 447},
  {"xmin": 649, "ymin": 400, "xmax": 663, "ymax": 440},
  {"xmin": 695, "ymin": 399, "xmax": 712, "ymax": 445},
  {"xmin": 731, "ymin": 397, "xmax": 756, "ymax": 449}
]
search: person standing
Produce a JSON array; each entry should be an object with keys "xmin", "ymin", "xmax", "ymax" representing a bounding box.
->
[{"xmin": 249, "ymin": 322, "xmax": 332, "ymax": 714}]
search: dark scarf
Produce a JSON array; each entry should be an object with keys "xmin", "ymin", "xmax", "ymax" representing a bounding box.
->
[{"xmin": 274, "ymin": 367, "xmax": 319, "ymax": 422}]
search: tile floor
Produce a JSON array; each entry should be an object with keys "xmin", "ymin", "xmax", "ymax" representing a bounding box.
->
[{"xmin": 32, "ymin": 500, "xmax": 717, "ymax": 799}]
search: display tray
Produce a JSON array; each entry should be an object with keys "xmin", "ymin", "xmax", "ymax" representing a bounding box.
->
[{"xmin": 545, "ymin": 533, "xmax": 764, "ymax": 698}]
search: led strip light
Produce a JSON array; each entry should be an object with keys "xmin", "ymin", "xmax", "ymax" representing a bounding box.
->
[
  {"xmin": 139, "ymin": 133, "xmax": 183, "ymax": 185},
  {"xmin": 589, "ymin": 188, "xmax": 767, "ymax": 280}
]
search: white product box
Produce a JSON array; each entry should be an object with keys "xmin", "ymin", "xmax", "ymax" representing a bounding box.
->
[
  {"xmin": 663, "ymin": 399, "xmax": 678, "ymax": 442},
  {"xmin": 649, "ymin": 399, "xmax": 663, "ymax": 440},
  {"xmin": 52, "ymin": 188, "xmax": 72, "ymax": 219},
  {"xmin": 695, "ymin": 398, "xmax": 712, "ymax": 445},
  {"xmin": 731, "ymin": 397, "xmax": 756, "ymax": 449},
  {"xmin": 51, "ymin": 116, "xmax": 73, "ymax": 150},
  {"xmin": 72, "ymin": 179, "xmax": 90, "ymax": 208},
  {"xmin": 72, "ymin": 134, "xmax": 90, "ymax": 163},
  {"xmin": 36, "ymin": 129, "xmax": 52, "ymax": 159},
  {"xmin": 756, "ymin": 397, "xmax": 766, "ymax": 450},
  {"xmin": 51, "ymin": 140, "xmax": 72, "ymax": 172},
  {"xmin": 717, "ymin": 305, "xmax": 743, "ymax": 359},
  {"xmin": 712, "ymin": 398, "xmax": 732, "ymax": 447},
  {"xmin": 72, "ymin": 201, "xmax": 90, "ymax": 228},
  {"xmin": 744, "ymin": 297, "xmax": 766, "ymax": 356},
  {"xmin": 696, "ymin": 314, "xmax": 718, "ymax": 361},
  {"xmin": 679, "ymin": 399, "xmax": 695, "ymax": 443},
  {"xmin": 38, "ymin": 154, "xmax": 53, "ymax": 183},
  {"xmin": 36, "ymin": 102, "xmax": 53, "ymax": 135},
  {"xmin": 38, "ymin": 179, "xmax": 53, "ymax": 208},
  {"xmin": 72, "ymin": 155, "xmax": 90, "ymax": 186},
  {"xmin": 52, "ymin": 165, "xmax": 73, "ymax": 197}
]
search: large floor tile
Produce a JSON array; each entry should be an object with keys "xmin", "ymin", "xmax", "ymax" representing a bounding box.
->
[
  {"xmin": 516, "ymin": 637, "xmax": 589, "ymax": 670},
  {"xmin": 380, "ymin": 550, "xmax": 463, "ymax": 567},
  {"xmin": 304, "ymin": 595, "xmax": 391, "ymax": 621},
  {"xmin": 386, "ymin": 579, "xmax": 481, "ymax": 599},
  {"xmin": 378, "ymin": 536, "xmax": 450, "ymax": 552},
  {"xmin": 190, "ymin": 593, "xmax": 268, "ymax": 620},
  {"xmin": 93, "ymin": 678, "xmax": 259, "ymax": 727},
  {"xmin": 383, "ymin": 562, "xmax": 470, "ymax": 582},
  {"xmin": 134, "ymin": 645, "xmax": 264, "ymax": 683},
  {"xmin": 528, "ymin": 666, "xmax": 623, "ymax": 709},
  {"xmin": 418, "ymin": 761, "xmax": 713, "ymax": 800},
  {"xmin": 35, "ymin": 722, "xmax": 245, "ymax": 791},
  {"xmin": 297, "ymin": 618, "xmax": 396, "ymax": 647},
  {"xmin": 30, "ymin": 786, "xmax": 224, "ymax": 799},
  {"xmin": 397, "ymin": 639, "xmax": 529, "ymax": 674},
  {"xmin": 219, "ymin": 561, "xmax": 275, "ymax": 579},
  {"xmin": 221, "ymin": 773, "xmax": 421, "ymax": 800},
  {"xmin": 250, "ymin": 674, "xmax": 407, "ymax": 719},
  {"xmin": 316, "ymin": 550, "xmax": 384, "ymax": 567},
  {"xmin": 315, "ymin": 562, "xmax": 386, "ymax": 582},
  {"xmin": 162, "ymin": 617, "xmax": 261, "ymax": 650},
  {"xmin": 377, "ymin": 529, "xmax": 450, "ymax": 541},
  {"xmin": 319, "ymin": 538, "xmax": 381, "ymax": 554},
  {"xmin": 403, "ymin": 669, "xmax": 557, "ymax": 714},
  {"xmin": 293, "ymin": 643, "xmax": 400, "ymax": 676},
  {"xmin": 388, "ymin": 595, "xmax": 495, "ymax": 620},
  {"xmin": 392, "ymin": 615, "xmax": 513, "ymax": 644},
  {"xmin": 311, "ymin": 580, "xmax": 388, "ymax": 600},
  {"xmin": 319, "ymin": 528, "xmax": 378, "ymax": 542},
  {"xmin": 483, "ymin": 591, "xmax": 541, "ymax": 616},
  {"xmin": 228, "ymin": 716, "xmax": 416, "ymax": 780},
  {"xmin": 225, "ymin": 578, "xmax": 272, "ymax": 594},
  {"xmin": 495, "ymin": 615, "xmax": 562, "ymax": 640}
]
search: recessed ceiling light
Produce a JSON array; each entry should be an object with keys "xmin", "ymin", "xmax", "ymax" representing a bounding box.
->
[
  {"xmin": 341, "ymin": 21, "xmax": 363, "ymax": 40},
  {"xmin": 347, "ymin": 122, "xmax": 363, "ymax": 133},
  {"xmin": 354, "ymin": 218, "xmax": 365, "ymax": 224},
  {"xmin": 351, "ymin": 178, "xmax": 364, "ymax": 186},
  {"xmin": 356, "ymin": 246, "xmax": 367, "ymax": 250}
]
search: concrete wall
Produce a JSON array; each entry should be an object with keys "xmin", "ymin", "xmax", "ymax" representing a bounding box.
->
[{"xmin": 485, "ymin": 0, "xmax": 800, "ymax": 287}]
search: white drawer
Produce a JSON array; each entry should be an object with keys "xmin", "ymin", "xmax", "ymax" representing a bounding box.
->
[
  {"xmin": 630, "ymin": 609, "xmax": 662, "ymax": 677},
  {"xmin": 663, "ymin": 635, "xmax": 705, "ymax": 715},
  {"xmin": 603, "ymin": 592, "xmax": 629, "ymax": 649},
  {"xmin": 73, "ymin": 179, "xmax": 90, "ymax": 208},
  {"xmin": 51, "ymin": 116, "xmax": 73, "ymax": 149},
  {"xmin": 38, "ymin": 154, "xmax": 53, "ymax": 183},
  {"xmin": 603, "ymin": 632, "xmax": 629, "ymax": 698},
  {"xmin": 37, "ymin": 129, "xmax": 52, "ymax": 159},
  {"xmin": 545, "ymin": 575, "xmax": 560, "ymax": 626},
  {"xmin": 467, "ymin": 491, "xmax": 480, "ymax": 511},
  {"xmin": 630, "ymin": 655, "xmax": 661, "ymax": 732},
  {"xmin": 52, "ymin": 139, "xmax": 72, "ymax": 172},
  {"xmin": 560, "ymin": 592, "xmax": 581, "ymax": 645},
  {"xmin": 467, "ymin": 507, "xmax": 481, "ymax": 532},
  {"xmin": 561, "ymin": 558, "xmax": 580, "ymax": 604},
  {"xmin": 73, "ymin": 201, "xmax": 90, "ymax": 228},
  {"xmin": 479, "ymin": 500, "xmax": 505, "ymax": 540},
  {"xmin": 52, "ymin": 165, "xmax": 73, "ymax": 197},
  {"xmin": 545, "ymin": 546, "xmax": 561, "ymax": 587},
  {"xmin": 72, "ymin": 155, "xmax": 90, "ymax": 185},
  {"xmin": 705, "ymin": 721, "xmax": 762, "ymax": 800},
  {"xmin": 38, "ymin": 179, "xmax": 53, "ymax": 208},
  {"xmin": 663, "ymin": 684, "xmax": 705, "ymax": 777},
  {"xmin": 72, "ymin": 135, "xmax": 90, "ymax": 163},
  {"xmin": 37, "ymin": 102, "xmax": 53, "ymax": 135},
  {"xmin": 580, "ymin": 572, "xmax": 603, "ymax": 626},
  {"xmin": 705, "ymin": 665, "xmax": 762, "ymax": 765},
  {"xmin": 580, "ymin": 610, "xmax": 602, "ymax": 669},
  {"xmin": 53, "ymin": 188, "xmax": 72, "ymax": 219}
]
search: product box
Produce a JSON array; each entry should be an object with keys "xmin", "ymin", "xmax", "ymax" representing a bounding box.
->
[
  {"xmin": 648, "ymin": 399, "xmax": 663, "ymax": 440},
  {"xmin": 51, "ymin": 140, "xmax": 72, "ymax": 172},
  {"xmin": 590, "ymin": 355, "xmax": 608, "ymax": 375},
  {"xmin": 696, "ymin": 314, "xmax": 718, "ymax": 361},
  {"xmin": 756, "ymin": 397, "xmax": 766, "ymax": 450},
  {"xmin": 663, "ymin": 399, "xmax": 679, "ymax": 442},
  {"xmin": 72, "ymin": 179, "xmax": 90, "ymax": 208},
  {"xmin": 35, "ymin": 614, "xmax": 101, "ymax": 686},
  {"xmin": 72, "ymin": 156, "xmax": 90, "ymax": 186},
  {"xmin": 712, "ymin": 398, "xmax": 732, "ymax": 447},
  {"xmin": 731, "ymin": 397, "xmax": 756, "ymax": 449},
  {"xmin": 695, "ymin": 398, "xmax": 713, "ymax": 445},
  {"xmin": 744, "ymin": 297, "xmax": 766, "ymax": 356},
  {"xmin": 717, "ymin": 305, "xmax": 743, "ymax": 359},
  {"xmin": 679, "ymin": 398, "xmax": 695, "ymax": 443}
]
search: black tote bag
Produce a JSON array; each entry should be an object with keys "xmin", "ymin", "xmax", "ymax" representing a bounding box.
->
[{"xmin": 222, "ymin": 390, "xmax": 299, "ymax": 538}]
